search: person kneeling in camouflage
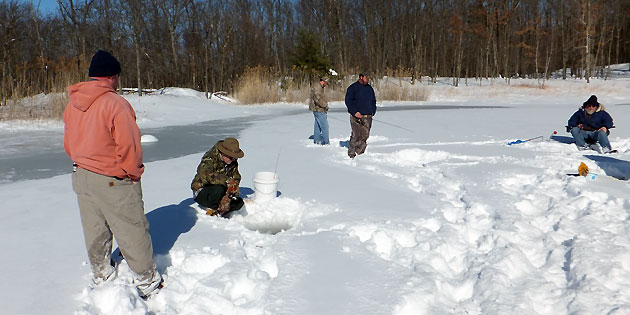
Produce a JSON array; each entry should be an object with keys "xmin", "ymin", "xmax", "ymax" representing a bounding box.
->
[{"xmin": 191, "ymin": 138, "xmax": 245, "ymax": 216}]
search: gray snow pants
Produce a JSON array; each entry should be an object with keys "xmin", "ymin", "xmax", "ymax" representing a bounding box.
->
[
  {"xmin": 348, "ymin": 115, "xmax": 373, "ymax": 158},
  {"xmin": 72, "ymin": 168, "xmax": 156, "ymax": 282}
]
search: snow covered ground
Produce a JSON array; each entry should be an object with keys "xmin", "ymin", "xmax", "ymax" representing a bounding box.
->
[{"xmin": 3, "ymin": 77, "xmax": 630, "ymax": 314}]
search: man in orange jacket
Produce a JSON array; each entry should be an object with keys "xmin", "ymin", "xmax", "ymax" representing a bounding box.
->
[{"xmin": 64, "ymin": 50, "xmax": 161, "ymax": 298}]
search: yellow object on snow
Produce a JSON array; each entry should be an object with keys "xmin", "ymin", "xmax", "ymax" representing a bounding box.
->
[{"xmin": 578, "ymin": 162, "xmax": 589, "ymax": 177}]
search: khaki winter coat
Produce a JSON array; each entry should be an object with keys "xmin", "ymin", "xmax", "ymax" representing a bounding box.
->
[{"xmin": 309, "ymin": 83, "xmax": 328, "ymax": 112}]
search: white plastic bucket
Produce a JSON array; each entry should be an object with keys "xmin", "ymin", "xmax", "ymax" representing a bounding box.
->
[{"xmin": 253, "ymin": 172, "xmax": 279, "ymax": 201}]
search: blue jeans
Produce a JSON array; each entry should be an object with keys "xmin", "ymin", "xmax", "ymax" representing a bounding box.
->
[
  {"xmin": 571, "ymin": 127, "xmax": 611, "ymax": 149},
  {"xmin": 313, "ymin": 111, "xmax": 329, "ymax": 145}
]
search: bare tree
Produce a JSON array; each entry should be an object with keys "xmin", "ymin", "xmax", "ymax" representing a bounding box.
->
[
  {"xmin": 7, "ymin": 0, "xmax": 630, "ymax": 105},
  {"xmin": 578, "ymin": 0, "xmax": 592, "ymax": 82},
  {"xmin": 122, "ymin": 0, "xmax": 147, "ymax": 95},
  {"xmin": 154, "ymin": 0, "xmax": 184, "ymax": 79},
  {"xmin": 57, "ymin": 0, "xmax": 95, "ymax": 77},
  {"xmin": 0, "ymin": 1, "xmax": 27, "ymax": 104},
  {"xmin": 30, "ymin": 1, "xmax": 50, "ymax": 93}
]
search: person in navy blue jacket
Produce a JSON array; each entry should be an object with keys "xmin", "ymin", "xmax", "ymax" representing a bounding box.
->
[
  {"xmin": 568, "ymin": 95, "xmax": 614, "ymax": 152},
  {"xmin": 345, "ymin": 73, "xmax": 377, "ymax": 158}
]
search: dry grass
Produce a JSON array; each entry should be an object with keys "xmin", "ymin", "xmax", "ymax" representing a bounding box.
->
[
  {"xmin": 0, "ymin": 56, "xmax": 84, "ymax": 121},
  {"xmin": 233, "ymin": 69, "xmax": 429, "ymax": 104},
  {"xmin": 233, "ymin": 67, "xmax": 283, "ymax": 104},
  {"xmin": 284, "ymin": 86, "xmax": 311, "ymax": 103},
  {"xmin": 0, "ymin": 92, "xmax": 68, "ymax": 121},
  {"xmin": 373, "ymin": 78, "xmax": 429, "ymax": 101},
  {"xmin": 1, "ymin": 71, "xmax": 430, "ymax": 122},
  {"xmin": 279, "ymin": 75, "xmax": 312, "ymax": 103},
  {"xmin": 324, "ymin": 87, "xmax": 347, "ymax": 102},
  {"xmin": 513, "ymin": 82, "xmax": 548, "ymax": 89}
]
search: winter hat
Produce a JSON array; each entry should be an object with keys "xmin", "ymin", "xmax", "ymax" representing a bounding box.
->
[
  {"xmin": 88, "ymin": 50, "xmax": 121, "ymax": 77},
  {"xmin": 217, "ymin": 138, "xmax": 244, "ymax": 158},
  {"xmin": 582, "ymin": 95, "xmax": 599, "ymax": 108}
]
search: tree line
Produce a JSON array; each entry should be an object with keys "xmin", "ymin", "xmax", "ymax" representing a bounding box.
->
[{"xmin": 1, "ymin": 0, "xmax": 629, "ymax": 105}]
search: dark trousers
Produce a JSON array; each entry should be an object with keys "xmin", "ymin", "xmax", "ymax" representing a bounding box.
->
[
  {"xmin": 194, "ymin": 184, "xmax": 244, "ymax": 211},
  {"xmin": 349, "ymin": 115, "xmax": 373, "ymax": 157}
]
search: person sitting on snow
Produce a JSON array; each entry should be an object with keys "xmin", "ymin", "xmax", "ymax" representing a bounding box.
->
[
  {"xmin": 567, "ymin": 95, "xmax": 614, "ymax": 153},
  {"xmin": 191, "ymin": 137, "xmax": 245, "ymax": 216}
]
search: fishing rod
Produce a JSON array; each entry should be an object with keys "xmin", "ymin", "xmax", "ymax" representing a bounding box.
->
[
  {"xmin": 328, "ymin": 113, "xmax": 414, "ymax": 133},
  {"xmin": 371, "ymin": 117, "xmax": 415, "ymax": 132},
  {"xmin": 507, "ymin": 135, "xmax": 543, "ymax": 145},
  {"xmin": 273, "ymin": 148, "xmax": 281, "ymax": 179}
]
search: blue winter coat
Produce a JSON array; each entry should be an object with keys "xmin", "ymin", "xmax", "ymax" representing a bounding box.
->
[
  {"xmin": 567, "ymin": 107, "xmax": 613, "ymax": 131},
  {"xmin": 345, "ymin": 81, "xmax": 377, "ymax": 116}
]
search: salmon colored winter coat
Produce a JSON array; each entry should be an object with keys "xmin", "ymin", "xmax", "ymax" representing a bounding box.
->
[{"xmin": 64, "ymin": 79, "xmax": 144, "ymax": 181}]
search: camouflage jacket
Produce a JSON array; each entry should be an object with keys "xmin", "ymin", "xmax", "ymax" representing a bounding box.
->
[
  {"xmin": 309, "ymin": 83, "xmax": 328, "ymax": 112},
  {"xmin": 191, "ymin": 142, "xmax": 241, "ymax": 196}
]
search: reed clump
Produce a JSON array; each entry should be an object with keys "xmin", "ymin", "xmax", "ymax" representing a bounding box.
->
[
  {"xmin": 233, "ymin": 69, "xmax": 430, "ymax": 104},
  {"xmin": 0, "ymin": 92, "xmax": 68, "ymax": 121}
]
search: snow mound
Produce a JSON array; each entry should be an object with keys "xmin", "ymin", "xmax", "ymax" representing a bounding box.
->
[
  {"xmin": 381, "ymin": 148, "xmax": 452, "ymax": 166},
  {"xmin": 0, "ymin": 119, "xmax": 63, "ymax": 131},
  {"xmin": 155, "ymin": 87, "xmax": 236, "ymax": 103},
  {"xmin": 234, "ymin": 198, "xmax": 318, "ymax": 234},
  {"xmin": 158, "ymin": 87, "xmax": 208, "ymax": 98},
  {"xmin": 140, "ymin": 134, "xmax": 158, "ymax": 143},
  {"xmin": 75, "ymin": 259, "xmax": 155, "ymax": 315},
  {"xmin": 169, "ymin": 247, "xmax": 228, "ymax": 274}
]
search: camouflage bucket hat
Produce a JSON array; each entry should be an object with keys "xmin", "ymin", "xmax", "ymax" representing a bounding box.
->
[{"xmin": 218, "ymin": 138, "xmax": 244, "ymax": 158}]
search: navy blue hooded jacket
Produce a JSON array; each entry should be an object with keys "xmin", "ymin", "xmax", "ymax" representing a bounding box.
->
[
  {"xmin": 568, "ymin": 106, "xmax": 613, "ymax": 131},
  {"xmin": 345, "ymin": 81, "xmax": 376, "ymax": 116}
]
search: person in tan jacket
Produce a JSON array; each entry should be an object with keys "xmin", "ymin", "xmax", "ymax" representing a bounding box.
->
[
  {"xmin": 309, "ymin": 78, "xmax": 329, "ymax": 145},
  {"xmin": 64, "ymin": 50, "xmax": 161, "ymax": 299}
]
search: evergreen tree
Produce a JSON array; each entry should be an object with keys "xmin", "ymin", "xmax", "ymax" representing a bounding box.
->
[{"xmin": 290, "ymin": 29, "xmax": 331, "ymax": 80}]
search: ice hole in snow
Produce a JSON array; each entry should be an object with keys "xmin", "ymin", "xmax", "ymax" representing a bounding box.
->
[{"xmin": 237, "ymin": 198, "xmax": 301, "ymax": 235}]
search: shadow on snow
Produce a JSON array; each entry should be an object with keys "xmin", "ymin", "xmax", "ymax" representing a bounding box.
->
[
  {"xmin": 111, "ymin": 198, "xmax": 197, "ymax": 271},
  {"xmin": 147, "ymin": 198, "xmax": 198, "ymax": 256},
  {"xmin": 550, "ymin": 135, "xmax": 575, "ymax": 144},
  {"xmin": 584, "ymin": 155, "xmax": 630, "ymax": 180}
]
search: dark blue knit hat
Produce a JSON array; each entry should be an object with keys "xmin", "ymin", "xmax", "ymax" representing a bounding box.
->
[
  {"xmin": 88, "ymin": 50, "xmax": 121, "ymax": 77},
  {"xmin": 582, "ymin": 95, "xmax": 599, "ymax": 108}
]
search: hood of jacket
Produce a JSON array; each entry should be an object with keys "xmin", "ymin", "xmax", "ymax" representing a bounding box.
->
[
  {"xmin": 579, "ymin": 103, "xmax": 607, "ymax": 113},
  {"xmin": 67, "ymin": 80, "xmax": 115, "ymax": 112}
]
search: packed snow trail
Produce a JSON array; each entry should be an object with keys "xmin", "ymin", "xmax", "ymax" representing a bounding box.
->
[{"xmin": 325, "ymin": 134, "xmax": 630, "ymax": 314}]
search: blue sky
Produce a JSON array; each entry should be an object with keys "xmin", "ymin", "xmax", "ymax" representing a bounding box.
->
[{"xmin": 28, "ymin": 0, "xmax": 58, "ymax": 15}]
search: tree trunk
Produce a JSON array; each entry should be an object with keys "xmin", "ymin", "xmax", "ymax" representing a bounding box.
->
[
  {"xmin": 134, "ymin": 38, "xmax": 142, "ymax": 96},
  {"xmin": 31, "ymin": 4, "xmax": 48, "ymax": 93},
  {"xmin": 583, "ymin": 0, "xmax": 591, "ymax": 83},
  {"xmin": 605, "ymin": 25, "xmax": 614, "ymax": 80}
]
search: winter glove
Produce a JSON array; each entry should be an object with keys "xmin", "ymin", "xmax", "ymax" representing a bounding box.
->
[
  {"xmin": 226, "ymin": 179, "xmax": 239, "ymax": 197},
  {"xmin": 218, "ymin": 194, "xmax": 231, "ymax": 215},
  {"xmin": 206, "ymin": 208, "xmax": 219, "ymax": 216}
]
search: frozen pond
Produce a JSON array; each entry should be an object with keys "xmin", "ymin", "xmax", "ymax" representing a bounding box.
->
[
  {"xmin": 0, "ymin": 105, "xmax": 504, "ymax": 183},
  {"xmin": 0, "ymin": 116, "xmax": 264, "ymax": 183}
]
